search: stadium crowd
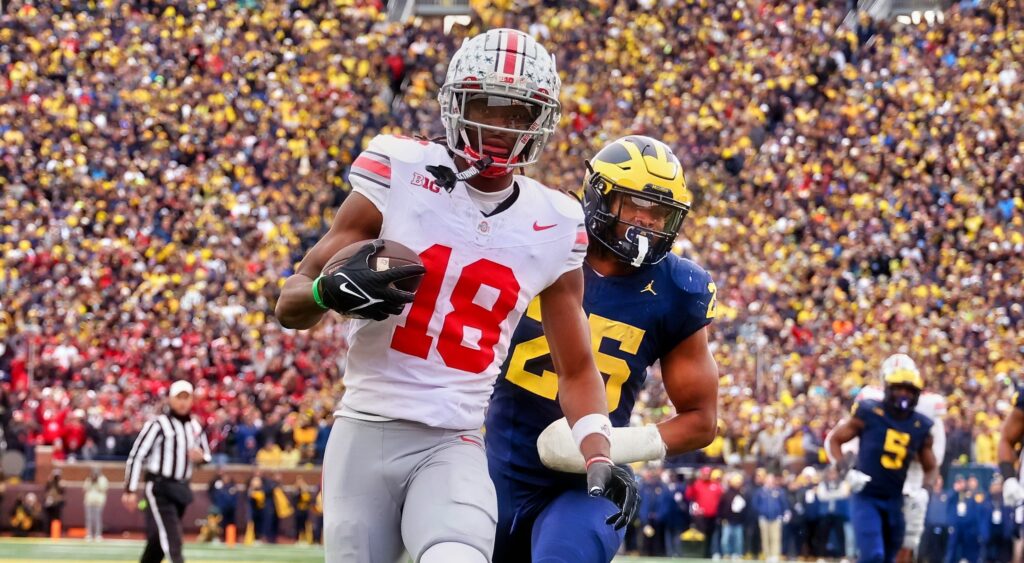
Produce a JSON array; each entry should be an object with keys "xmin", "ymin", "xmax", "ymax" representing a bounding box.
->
[{"xmin": 0, "ymin": 0, "xmax": 1022, "ymax": 556}]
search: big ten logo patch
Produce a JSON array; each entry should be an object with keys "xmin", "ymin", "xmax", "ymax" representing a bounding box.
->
[{"xmin": 411, "ymin": 172, "xmax": 440, "ymax": 193}]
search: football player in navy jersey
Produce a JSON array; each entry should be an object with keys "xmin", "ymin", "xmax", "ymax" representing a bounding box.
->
[
  {"xmin": 825, "ymin": 355, "xmax": 938, "ymax": 563},
  {"xmin": 485, "ymin": 135, "xmax": 720, "ymax": 562}
]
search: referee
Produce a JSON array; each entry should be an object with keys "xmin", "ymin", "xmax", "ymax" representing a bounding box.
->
[{"xmin": 123, "ymin": 380, "xmax": 211, "ymax": 563}]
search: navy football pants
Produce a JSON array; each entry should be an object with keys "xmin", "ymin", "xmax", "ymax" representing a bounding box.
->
[
  {"xmin": 489, "ymin": 464, "xmax": 624, "ymax": 563},
  {"xmin": 851, "ymin": 493, "xmax": 905, "ymax": 563}
]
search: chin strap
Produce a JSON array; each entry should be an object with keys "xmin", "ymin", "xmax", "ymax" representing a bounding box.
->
[
  {"xmin": 426, "ymin": 156, "xmax": 495, "ymax": 193},
  {"xmin": 457, "ymin": 155, "xmax": 494, "ymax": 181}
]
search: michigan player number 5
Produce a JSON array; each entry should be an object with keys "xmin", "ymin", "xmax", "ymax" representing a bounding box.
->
[{"xmin": 880, "ymin": 428, "xmax": 911, "ymax": 470}]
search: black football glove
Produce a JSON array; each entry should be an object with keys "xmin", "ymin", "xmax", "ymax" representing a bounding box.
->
[
  {"xmin": 586, "ymin": 460, "xmax": 639, "ymax": 530},
  {"xmin": 317, "ymin": 239, "xmax": 425, "ymax": 321}
]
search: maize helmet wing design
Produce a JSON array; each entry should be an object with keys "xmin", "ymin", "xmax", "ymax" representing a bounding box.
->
[{"xmin": 582, "ymin": 135, "xmax": 690, "ymax": 267}]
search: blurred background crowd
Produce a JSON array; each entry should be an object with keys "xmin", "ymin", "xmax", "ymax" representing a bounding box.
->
[{"xmin": 0, "ymin": 0, "xmax": 1022, "ymax": 554}]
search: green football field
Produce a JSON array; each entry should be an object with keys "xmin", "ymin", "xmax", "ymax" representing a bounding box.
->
[{"xmin": 0, "ymin": 537, "xmax": 771, "ymax": 563}]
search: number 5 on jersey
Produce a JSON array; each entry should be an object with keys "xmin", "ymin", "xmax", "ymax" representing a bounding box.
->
[
  {"xmin": 390, "ymin": 244, "xmax": 521, "ymax": 373},
  {"xmin": 881, "ymin": 428, "xmax": 911, "ymax": 470}
]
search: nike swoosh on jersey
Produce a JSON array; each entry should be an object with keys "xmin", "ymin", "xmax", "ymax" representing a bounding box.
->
[{"xmin": 533, "ymin": 221, "xmax": 557, "ymax": 231}]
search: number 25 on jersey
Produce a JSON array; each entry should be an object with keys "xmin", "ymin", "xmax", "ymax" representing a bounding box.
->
[
  {"xmin": 390, "ymin": 244, "xmax": 521, "ymax": 374},
  {"xmin": 505, "ymin": 299, "xmax": 646, "ymax": 411}
]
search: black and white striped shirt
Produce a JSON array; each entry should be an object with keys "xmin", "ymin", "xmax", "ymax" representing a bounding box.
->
[{"xmin": 125, "ymin": 413, "xmax": 211, "ymax": 493}]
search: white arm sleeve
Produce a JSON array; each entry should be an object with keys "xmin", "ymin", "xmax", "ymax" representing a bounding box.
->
[{"xmin": 537, "ymin": 417, "xmax": 667, "ymax": 474}]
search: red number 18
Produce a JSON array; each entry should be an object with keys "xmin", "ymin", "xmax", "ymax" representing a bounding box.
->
[{"xmin": 390, "ymin": 244, "xmax": 521, "ymax": 373}]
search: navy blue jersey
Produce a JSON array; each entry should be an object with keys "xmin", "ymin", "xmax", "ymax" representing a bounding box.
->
[
  {"xmin": 485, "ymin": 254, "xmax": 716, "ymax": 482},
  {"xmin": 853, "ymin": 398, "xmax": 933, "ymax": 499},
  {"xmin": 1013, "ymin": 387, "xmax": 1024, "ymax": 411}
]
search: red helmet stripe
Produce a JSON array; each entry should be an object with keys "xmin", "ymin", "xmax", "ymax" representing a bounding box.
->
[{"xmin": 503, "ymin": 31, "xmax": 520, "ymax": 75}]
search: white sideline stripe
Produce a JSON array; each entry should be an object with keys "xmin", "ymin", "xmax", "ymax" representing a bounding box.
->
[{"xmin": 145, "ymin": 481, "xmax": 171, "ymax": 557}]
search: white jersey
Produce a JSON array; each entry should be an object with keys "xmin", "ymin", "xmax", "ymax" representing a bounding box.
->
[
  {"xmin": 842, "ymin": 386, "xmax": 946, "ymax": 492},
  {"xmin": 338, "ymin": 135, "xmax": 587, "ymax": 430}
]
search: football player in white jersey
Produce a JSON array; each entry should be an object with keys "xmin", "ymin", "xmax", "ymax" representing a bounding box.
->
[
  {"xmin": 276, "ymin": 29, "xmax": 636, "ymax": 563},
  {"xmin": 841, "ymin": 354, "xmax": 946, "ymax": 562}
]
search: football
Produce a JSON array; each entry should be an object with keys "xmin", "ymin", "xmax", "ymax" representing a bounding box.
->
[{"xmin": 323, "ymin": 239, "xmax": 424, "ymax": 293}]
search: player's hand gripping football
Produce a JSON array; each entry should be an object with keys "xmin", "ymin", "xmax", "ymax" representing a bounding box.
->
[
  {"xmin": 317, "ymin": 239, "xmax": 425, "ymax": 321},
  {"xmin": 586, "ymin": 458, "xmax": 639, "ymax": 530}
]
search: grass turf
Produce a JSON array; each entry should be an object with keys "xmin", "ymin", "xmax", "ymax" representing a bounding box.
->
[{"xmin": 0, "ymin": 537, "xmax": 761, "ymax": 562}]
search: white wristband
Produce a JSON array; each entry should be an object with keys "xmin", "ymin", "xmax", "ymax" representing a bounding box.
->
[{"xmin": 571, "ymin": 414, "xmax": 612, "ymax": 450}]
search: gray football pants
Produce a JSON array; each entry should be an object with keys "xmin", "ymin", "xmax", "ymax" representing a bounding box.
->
[{"xmin": 322, "ymin": 416, "xmax": 497, "ymax": 563}]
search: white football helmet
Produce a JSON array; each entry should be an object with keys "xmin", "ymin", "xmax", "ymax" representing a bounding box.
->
[
  {"xmin": 881, "ymin": 353, "xmax": 924, "ymax": 414},
  {"xmin": 438, "ymin": 29, "xmax": 561, "ymax": 177},
  {"xmin": 881, "ymin": 354, "xmax": 923, "ymax": 388}
]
